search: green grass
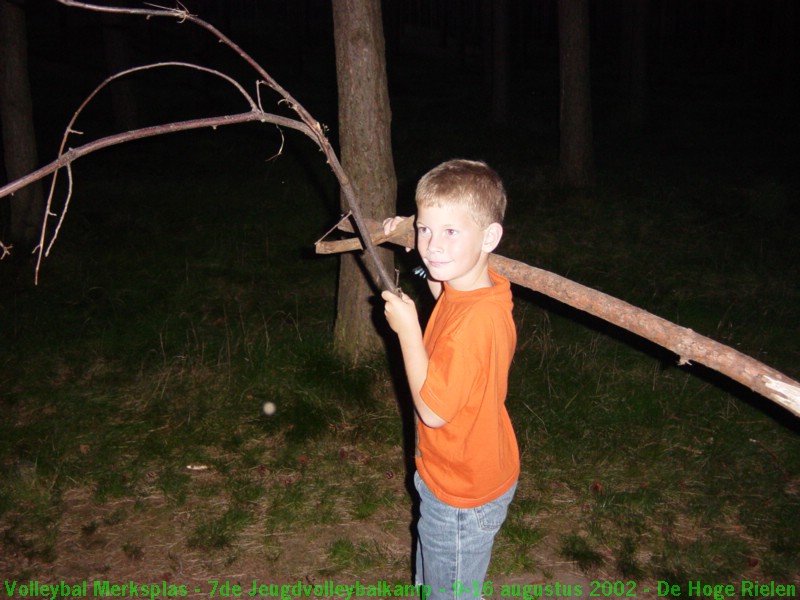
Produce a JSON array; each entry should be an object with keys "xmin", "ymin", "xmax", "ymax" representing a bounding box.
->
[
  {"xmin": 2, "ymin": 77, "xmax": 799, "ymax": 584},
  {"xmin": 559, "ymin": 534, "xmax": 604, "ymax": 572}
]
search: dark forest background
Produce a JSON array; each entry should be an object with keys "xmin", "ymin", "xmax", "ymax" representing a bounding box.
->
[
  {"xmin": 6, "ymin": 0, "xmax": 799, "ymax": 174},
  {"xmin": 1, "ymin": 0, "xmax": 799, "ymax": 584}
]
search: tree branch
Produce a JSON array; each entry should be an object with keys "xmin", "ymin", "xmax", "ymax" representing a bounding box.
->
[
  {"xmin": 52, "ymin": 0, "xmax": 398, "ymax": 293},
  {"xmin": 2, "ymin": 1, "xmax": 396, "ymax": 292},
  {"xmin": 326, "ymin": 217, "xmax": 800, "ymax": 419}
]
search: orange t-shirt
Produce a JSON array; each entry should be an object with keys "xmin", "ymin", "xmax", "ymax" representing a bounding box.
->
[{"xmin": 416, "ymin": 270, "xmax": 519, "ymax": 508}]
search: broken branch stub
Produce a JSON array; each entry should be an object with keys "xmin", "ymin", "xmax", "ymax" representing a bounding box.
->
[
  {"xmin": 322, "ymin": 216, "xmax": 800, "ymax": 419},
  {"xmin": 315, "ymin": 215, "xmax": 415, "ymax": 255}
]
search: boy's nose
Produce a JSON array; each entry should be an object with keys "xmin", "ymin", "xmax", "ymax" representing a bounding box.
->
[
  {"xmin": 426, "ymin": 233, "xmax": 444, "ymax": 252},
  {"xmin": 426, "ymin": 238, "xmax": 443, "ymax": 253}
]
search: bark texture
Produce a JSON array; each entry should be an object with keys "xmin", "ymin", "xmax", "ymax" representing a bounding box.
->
[{"xmin": 331, "ymin": 0, "xmax": 397, "ymax": 363}]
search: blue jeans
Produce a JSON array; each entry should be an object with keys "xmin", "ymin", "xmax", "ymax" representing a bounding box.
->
[{"xmin": 414, "ymin": 471, "xmax": 517, "ymax": 600}]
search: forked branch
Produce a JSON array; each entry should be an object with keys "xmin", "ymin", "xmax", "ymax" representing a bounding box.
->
[
  {"xmin": 54, "ymin": 0, "xmax": 395, "ymax": 291},
  {"xmin": 0, "ymin": 0, "xmax": 397, "ymax": 291}
]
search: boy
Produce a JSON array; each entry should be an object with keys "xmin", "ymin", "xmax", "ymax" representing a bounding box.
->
[{"xmin": 381, "ymin": 159, "xmax": 519, "ymax": 600}]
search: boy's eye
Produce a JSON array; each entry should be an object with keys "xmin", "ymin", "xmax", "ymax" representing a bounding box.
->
[
  {"xmin": 417, "ymin": 226, "xmax": 430, "ymax": 236},
  {"xmin": 445, "ymin": 229, "xmax": 457, "ymax": 236}
]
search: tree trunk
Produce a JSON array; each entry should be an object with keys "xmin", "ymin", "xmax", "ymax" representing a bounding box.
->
[
  {"xmin": 558, "ymin": 0, "xmax": 595, "ymax": 188},
  {"xmin": 331, "ymin": 0, "xmax": 396, "ymax": 363},
  {"xmin": 0, "ymin": 0, "xmax": 44, "ymax": 250}
]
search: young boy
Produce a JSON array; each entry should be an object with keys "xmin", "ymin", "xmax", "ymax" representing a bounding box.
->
[{"xmin": 381, "ymin": 159, "xmax": 519, "ymax": 600}]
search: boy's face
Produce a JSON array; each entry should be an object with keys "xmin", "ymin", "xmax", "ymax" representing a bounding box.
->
[{"xmin": 415, "ymin": 203, "xmax": 500, "ymax": 291}]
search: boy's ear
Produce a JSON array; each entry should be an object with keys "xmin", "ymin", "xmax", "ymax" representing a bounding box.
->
[{"xmin": 482, "ymin": 223, "xmax": 503, "ymax": 253}]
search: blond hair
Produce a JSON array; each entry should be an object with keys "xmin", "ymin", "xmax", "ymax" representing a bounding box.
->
[{"xmin": 415, "ymin": 159, "xmax": 507, "ymax": 227}]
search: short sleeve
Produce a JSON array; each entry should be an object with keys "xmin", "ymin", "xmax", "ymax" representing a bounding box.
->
[{"xmin": 420, "ymin": 331, "xmax": 486, "ymax": 423}]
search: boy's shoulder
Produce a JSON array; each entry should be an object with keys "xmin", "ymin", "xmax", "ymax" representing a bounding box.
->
[{"xmin": 438, "ymin": 285, "xmax": 513, "ymax": 339}]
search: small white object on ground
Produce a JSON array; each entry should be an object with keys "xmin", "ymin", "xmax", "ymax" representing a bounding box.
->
[{"xmin": 262, "ymin": 401, "xmax": 277, "ymax": 416}]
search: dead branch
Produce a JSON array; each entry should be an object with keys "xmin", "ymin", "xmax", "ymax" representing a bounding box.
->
[
  {"xmin": 53, "ymin": 0, "xmax": 397, "ymax": 292},
  {"xmin": 0, "ymin": 108, "xmax": 305, "ymax": 281},
  {"xmin": 1, "ymin": 1, "xmax": 395, "ymax": 291},
  {"xmin": 0, "ymin": 112, "xmax": 309, "ymax": 202},
  {"xmin": 315, "ymin": 214, "xmax": 416, "ymax": 255},
  {"xmin": 322, "ymin": 217, "xmax": 800, "ymax": 419},
  {"xmin": 27, "ymin": 61, "xmax": 273, "ymax": 281}
]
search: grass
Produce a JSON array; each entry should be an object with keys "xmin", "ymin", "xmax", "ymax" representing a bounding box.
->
[{"xmin": 2, "ymin": 55, "xmax": 800, "ymax": 585}]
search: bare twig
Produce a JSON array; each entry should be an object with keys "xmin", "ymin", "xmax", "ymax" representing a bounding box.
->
[
  {"xmin": 53, "ymin": 0, "xmax": 398, "ymax": 292},
  {"xmin": 0, "ymin": 112, "xmax": 310, "ymax": 201},
  {"xmin": 2, "ymin": 1, "xmax": 396, "ymax": 291},
  {"xmin": 35, "ymin": 61, "xmax": 268, "ymax": 280},
  {"xmin": 0, "ymin": 57, "xmax": 313, "ymax": 281}
]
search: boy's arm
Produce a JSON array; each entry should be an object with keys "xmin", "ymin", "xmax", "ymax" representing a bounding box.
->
[{"xmin": 381, "ymin": 291, "xmax": 447, "ymax": 429}]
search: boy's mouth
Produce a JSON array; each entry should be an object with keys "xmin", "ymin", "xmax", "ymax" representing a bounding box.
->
[{"xmin": 425, "ymin": 259, "xmax": 450, "ymax": 269}]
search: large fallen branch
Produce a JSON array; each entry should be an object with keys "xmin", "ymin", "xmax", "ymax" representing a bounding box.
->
[{"xmin": 317, "ymin": 217, "xmax": 800, "ymax": 419}]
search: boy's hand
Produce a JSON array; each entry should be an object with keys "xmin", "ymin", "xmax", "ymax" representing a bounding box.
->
[
  {"xmin": 381, "ymin": 289, "xmax": 443, "ymax": 428},
  {"xmin": 381, "ymin": 290, "xmax": 421, "ymax": 339},
  {"xmin": 382, "ymin": 216, "xmax": 406, "ymax": 235},
  {"xmin": 383, "ymin": 217, "xmax": 413, "ymax": 252}
]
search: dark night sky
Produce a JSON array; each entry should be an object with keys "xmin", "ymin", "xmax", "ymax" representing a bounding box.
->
[
  {"xmin": 0, "ymin": 0, "xmax": 796, "ymax": 247},
  {"xmin": 19, "ymin": 0, "xmax": 799, "ymax": 159}
]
